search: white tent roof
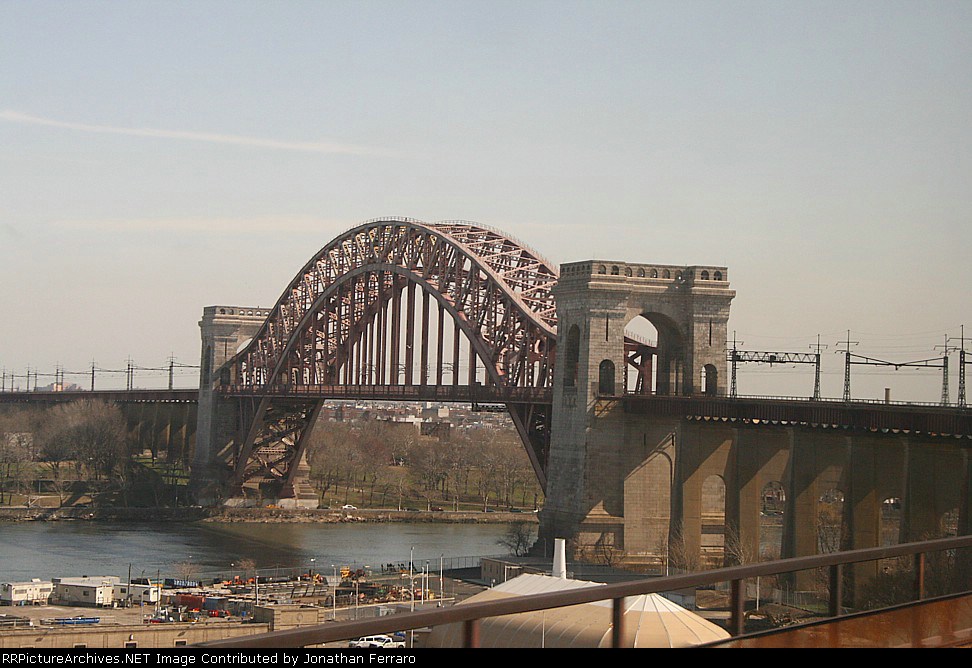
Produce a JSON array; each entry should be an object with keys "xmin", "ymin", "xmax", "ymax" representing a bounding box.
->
[{"xmin": 426, "ymin": 573, "xmax": 730, "ymax": 648}]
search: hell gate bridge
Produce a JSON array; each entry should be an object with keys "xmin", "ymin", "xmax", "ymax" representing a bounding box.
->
[
  {"xmin": 5, "ymin": 216, "xmax": 972, "ymax": 571},
  {"xmin": 189, "ymin": 216, "xmax": 972, "ymax": 570}
]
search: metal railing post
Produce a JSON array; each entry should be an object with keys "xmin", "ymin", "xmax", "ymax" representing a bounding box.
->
[
  {"xmin": 611, "ymin": 597, "xmax": 625, "ymax": 647},
  {"xmin": 915, "ymin": 553, "xmax": 926, "ymax": 601},
  {"xmin": 828, "ymin": 563, "xmax": 844, "ymax": 617},
  {"xmin": 463, "ymin": 619, "xmax": 480, "ymax": 648},
  {"xmin": 730, "ymin": 579, "xmax": 745, "ymax": 636}
]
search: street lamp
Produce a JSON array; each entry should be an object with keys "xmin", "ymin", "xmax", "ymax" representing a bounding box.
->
[
  {"xmin": 409, "ymin": 547, "xmax": 414, "ymax": 648},
  {"xmin": 331, "ymin": 565, "xmax": 337, "ymax": 620},
  {"xmin": 424, "ymin": 561, "xmax": 430, "ymax": 607}
]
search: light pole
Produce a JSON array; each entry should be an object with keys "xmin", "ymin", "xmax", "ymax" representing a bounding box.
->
[
  {"xmin": 409, "ymin": 547, "xmax": 414, "ymax": 648},
  {"xmin": 424, "ymin": 561, "xmax": 429, "ymax": 607},
  {"xmin": 331, "ymin": 565, "xmax": 337, "ymax": 620}
]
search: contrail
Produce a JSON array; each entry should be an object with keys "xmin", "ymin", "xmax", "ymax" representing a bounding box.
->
[{"xmin": 0, "ymin": 110, "xmax": 389, "ymax": 156}]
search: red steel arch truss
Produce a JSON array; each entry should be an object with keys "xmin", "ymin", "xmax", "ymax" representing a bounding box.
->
[{"xmin": 217, "ymin": 218, "xmax": 559, "ymax": 498}]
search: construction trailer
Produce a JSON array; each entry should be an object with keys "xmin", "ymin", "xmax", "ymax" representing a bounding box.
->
[
  {"xmin": 0, "ymin": 580, "xmax": 54, "ymax": 606},
  {"xmin": 52, "ymin": 577, "xmax": 120, "ymax": 608}
]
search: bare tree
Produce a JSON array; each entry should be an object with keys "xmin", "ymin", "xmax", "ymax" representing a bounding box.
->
[
  {"xmin": 38, "ymin": 415, "xmax": 75, "ymax": 506},
  {"xmin": 723, "ymin": 522, "xmax": 757, "ymax": 566},
  {"xmin": 666, "ymin": 521, "xmax": 702, "ymax": 573},
  {"xmin": 55, "ymin": 400, "xmax": 130, "ymax": 483},
  {"xmin": 0, "ymin": 409, "xmax": 32, "ymax": 505},
  {"xmin": 593, "ymin": 532, "xmax": 626, "ymax": 568},
  {"xmin": 497, "ymin": 522, "xmax": 536, "ymax": 557}
]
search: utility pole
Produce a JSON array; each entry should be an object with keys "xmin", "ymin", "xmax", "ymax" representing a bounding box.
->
[
  {"xmin": 729, "ymin": 332, "xmax": 741, "ymax": 398},
  {"xmin": 836, "ymin": 331, "xmax": 859, "ymax": 402},
  {"xmin": 90, "ymin": 361, "xmax": 96, "ymax": 391},
  {"xmin": 168, "ymin": 355, "xmax": 175, "ymax": 390},
  {"xmin": 950, "ymin": 326, "xmax": 970, "ymax": 408},
  {"xmin": 810, "ymin": 335, "xmax": 828, "ymax": 401},
  {"xmin": 935, "ymin": 334, "xmax": 957, "ymax": 406}
]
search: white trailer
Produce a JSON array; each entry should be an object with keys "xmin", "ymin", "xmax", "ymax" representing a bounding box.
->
[{"xmin": 0, "ymin": 580, "xmax": 53, "ymax": 606}]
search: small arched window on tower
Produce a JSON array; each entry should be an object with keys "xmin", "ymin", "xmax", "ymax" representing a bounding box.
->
[
  {"xmin": 611, "ymin": 265, "xmax": 620, "ymax": 275},
  {"xmin": 650, "ymin": 268, "xmax": 658, "ymax": 278},
  {"xmin": 564, "ymin": 325, "xmax": 580, "ymax": 388},
  {"xmin": 700, "ymin": 270, "xmax": 710, "ymax": 280},
  {"xmin": 663, "ymin": 269, "xmax": 671, "ymax": 279},
  {"xmin": 598, "ymin": 359, "xmax": 616, "ymax": 396},
  {"xmin": 714, "ymin": 271, "xmax": 723, "ymax": 281},
  {"xmin": 598, "ymin": 265, "xmax": 607, "ymax": 274}
]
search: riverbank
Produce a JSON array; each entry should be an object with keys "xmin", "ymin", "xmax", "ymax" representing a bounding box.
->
[{"xmin": 0, "ymin": 506, "xmax": 538, "ymax": 524}]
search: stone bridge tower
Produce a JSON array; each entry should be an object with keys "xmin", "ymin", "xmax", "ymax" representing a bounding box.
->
[
  {"xmin": 542, "ymin": 260, "xmax": 735, "ymax": 560},
  {"xmin": 191, "ymin": 305, "xmax": 270, "ymax": 501}
]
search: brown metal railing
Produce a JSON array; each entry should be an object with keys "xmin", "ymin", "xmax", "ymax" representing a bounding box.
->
[
  {"xmin": 216, "ymin": 383, "xmax": 552, "ymax": 405},
  {"xmin": 196, "ymin": 534, "xmax": 972, "ymax": 648},
  {"xmin": 620, "ymin": 393, "xmax": 972, "ymax": 437}
]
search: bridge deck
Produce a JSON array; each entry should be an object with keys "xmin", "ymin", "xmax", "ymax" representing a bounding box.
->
[
  {"xmin": 620, "ymin": 394, "xmax": 972, "ymax": 438},
  {"xmin": 4, "ymin": 388, "xmax": 970, "ymax": 436},
  {"xmin": 0, "ymin": 389, "xmax": 199, "ymax": 404},
  {"xmin": 215, "ymin": 384, "xmax": 552, "ymax": 405}
]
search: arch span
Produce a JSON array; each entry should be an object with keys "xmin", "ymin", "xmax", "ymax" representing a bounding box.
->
[{"xmin": 214, "ymin": 218, "xmax": 560, "ymax": 498}]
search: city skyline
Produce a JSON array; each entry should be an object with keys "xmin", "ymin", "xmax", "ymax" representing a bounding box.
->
[{"xmin": 2, "ymin": 1, "xmax": 970, "ymax": 403}]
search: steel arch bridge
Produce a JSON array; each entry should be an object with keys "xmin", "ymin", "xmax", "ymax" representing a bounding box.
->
[{"xmin": 213, "ymin": 217, "xmax": 560, "ymax": 499}]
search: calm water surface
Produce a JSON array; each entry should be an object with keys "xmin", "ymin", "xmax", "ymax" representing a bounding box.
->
[{"xmin": 0, "ymin": 521, "xmax": 514, "ymax": 582}]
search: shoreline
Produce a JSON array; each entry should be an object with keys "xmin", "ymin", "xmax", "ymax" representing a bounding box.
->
[{"xmin": 0, "ymin": 506, "xmax": 539, "ymax": 524}]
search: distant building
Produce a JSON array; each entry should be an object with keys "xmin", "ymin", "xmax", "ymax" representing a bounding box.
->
[
  {"xmin": 52, "ymin": 577, "xmax": 120, "ymax": 608},
  {"xmin": 1, "ymin": 580, "xmax": 53, "ymax": 606},
  {"xmin": 112, "ymin": 583, "xmax": 160, "ymax": 606}
]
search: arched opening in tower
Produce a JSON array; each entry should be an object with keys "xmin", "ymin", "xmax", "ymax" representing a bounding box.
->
[{"xmin": 624, "ymin": 313, "xmax": 684, "ymax": 395}]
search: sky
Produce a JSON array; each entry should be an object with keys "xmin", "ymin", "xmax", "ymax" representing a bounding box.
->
[{"xmin": 1, "ymin": 1, "xmax": 970, "ymax": 402}]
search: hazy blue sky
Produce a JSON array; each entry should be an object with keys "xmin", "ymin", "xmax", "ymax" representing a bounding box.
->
[{"xmin": 2, "ymin": 1, "xmax": 970, "ymax": 401}]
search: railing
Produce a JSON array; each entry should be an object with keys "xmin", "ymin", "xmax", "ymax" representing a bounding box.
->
[
  {"xmin": 619, "ymin": 393, "xmax": 972, "ymax": 436},
  {"xmin": 216, "ymin": 383, "xmax": 552, "ymax": 404},
  {"xmin": 196, "ymin": 535, "xmax": 972, "ymax": 648},
  {"xmin": 0, "ymin": 388, "xmax": 198, "ymax": 403}
]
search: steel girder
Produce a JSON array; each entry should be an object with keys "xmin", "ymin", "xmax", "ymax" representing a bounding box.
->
[{"xmin": 219, "ymin": 218, "xmax": 559, "ymax": 494}]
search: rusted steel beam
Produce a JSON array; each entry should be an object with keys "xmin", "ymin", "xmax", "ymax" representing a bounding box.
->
[{"xmin": 420, "ymin": 286, "xmax": 429, "ymax": 386}]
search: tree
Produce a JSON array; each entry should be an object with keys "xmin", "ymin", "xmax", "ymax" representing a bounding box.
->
[
  {"xmin": 53, "ymin": 400, "xmax": 129, "ymax": 483},
  {"xmin": 0, "ymin": 409, "xmax": 32, "ymax": 505},
  {"xmin": 666, "ymin": 521, "xmax": 702, "ymax": 574},
  {"xmin": 38, "ymin": 414, "xmax": 76, "ymax": 506},
  {"xmin": 492, "ymin": 430, "xmax": 529, "ymax": 508},
  {"xmin": 497, "ymin": 522, "xmax": 536, "ymax": 557},
  {"xmin": 411, "ymin": 437, "xmax": 451, "ymax": 508},
  {"xmin": 593, "ymin": 532, "xmax": 626, "ymax": 568},
  {"xmin": 446, "ymin": 433, "xmax": 474, "ymax": 511},
  {"xmin": 305, "ymin": 422, "xmax": 357, "ymax": 506}
]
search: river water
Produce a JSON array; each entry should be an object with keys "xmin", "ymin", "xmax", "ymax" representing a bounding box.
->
[{"xmin": 0, "ymin": 521, "xmax": 514, "ymax": 583}]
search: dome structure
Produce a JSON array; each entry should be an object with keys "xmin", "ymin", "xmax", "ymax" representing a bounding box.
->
[{"xmin": 426, "ymin": 573, "xmax": 731, "ymax": 648}]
